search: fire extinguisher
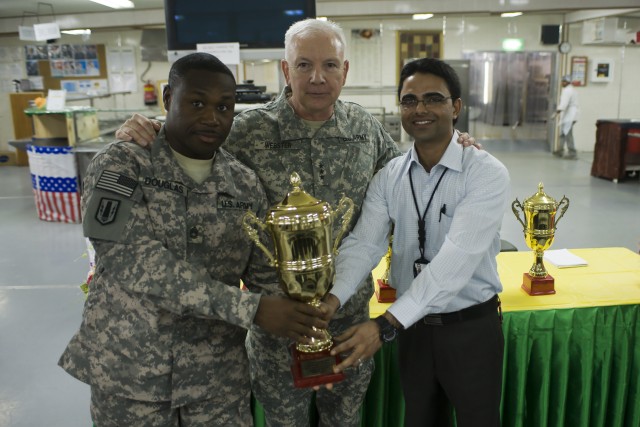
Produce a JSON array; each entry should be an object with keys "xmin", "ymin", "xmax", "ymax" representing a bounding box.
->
[{"xmin": 143, "ymin": 80, "xmax": 158, "ymax": 106}]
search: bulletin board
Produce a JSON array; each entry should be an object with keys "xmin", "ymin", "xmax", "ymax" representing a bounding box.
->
[
  {"xmin": 26, "ymin": 44, "xmax": 108, "ymax": 91},
  {"xmin": 396, "ymin": 31, "xmax": 443, "ymax": 81}
]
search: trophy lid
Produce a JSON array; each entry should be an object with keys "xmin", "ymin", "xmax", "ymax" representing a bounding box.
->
[
  {"xmin": 523, "ymin": 182, "xmax": 558, "ymax": 209},
  {"xmin": 267, "ymin": 172, "xmax": 332, "ymax": 227}
]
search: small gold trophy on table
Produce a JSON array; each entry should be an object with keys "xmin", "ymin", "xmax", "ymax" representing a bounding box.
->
[
  {"xmin": 243, "ymin": 172, "xmax": 354, "ymax": 388},
  {"xmin": 375, "ymin": 232, "xmax": 397, "ymax": 303},
  {"xmin": 512, "ymin": 183, "xmax": 569, "ymax": 295}
]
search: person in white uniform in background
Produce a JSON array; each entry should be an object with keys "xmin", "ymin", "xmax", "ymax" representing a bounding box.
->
[{"xmin": 554, "ymin": 74, "xmax": 580, "ymax": 160}]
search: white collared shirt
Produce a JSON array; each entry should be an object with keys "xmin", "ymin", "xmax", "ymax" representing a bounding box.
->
[{"xmin": 332, "ymin": 132, "xmax": 510, "ymax": 328}]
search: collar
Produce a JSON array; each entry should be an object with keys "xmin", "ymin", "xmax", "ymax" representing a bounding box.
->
[{"xmin": 403, "ymin": 130, "xmax": 464, "ymax": 176}]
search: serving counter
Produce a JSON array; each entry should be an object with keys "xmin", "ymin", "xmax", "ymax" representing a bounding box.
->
[{"xmin": 253, "ymin": 247, "xmax": 640, "ymax": 426}]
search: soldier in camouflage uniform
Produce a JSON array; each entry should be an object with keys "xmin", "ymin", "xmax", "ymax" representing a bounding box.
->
[
  {"xmin": 59, "ymin": 53, "xmax": 327, "ymax": 427},
  {"xmin": 225, "ymin": 23, "xmax": 400, "ymax": 426}
]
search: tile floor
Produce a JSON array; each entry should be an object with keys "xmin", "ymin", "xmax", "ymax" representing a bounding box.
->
[{"xmin": 0, "ymin": 142, "xmax": 638, "ymax": 427}]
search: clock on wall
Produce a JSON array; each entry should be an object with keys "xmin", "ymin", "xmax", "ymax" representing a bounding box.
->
[{"xmin": 558, "ymin": 41, "xmax": 572, "ymax": 54}]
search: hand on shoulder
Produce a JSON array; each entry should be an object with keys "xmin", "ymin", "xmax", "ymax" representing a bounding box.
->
[{"xmin": 115, "ymin": 113, "xmax": 162, "ymax": 148}]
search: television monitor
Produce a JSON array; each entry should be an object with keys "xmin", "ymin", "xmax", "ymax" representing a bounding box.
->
[
  {"xmin": 540, "ymin": 25, "xmax": 560, "ymax": 45},
  {"xmin": 164, "ymin": 0, "xmax": 316, "ymax": 51}
]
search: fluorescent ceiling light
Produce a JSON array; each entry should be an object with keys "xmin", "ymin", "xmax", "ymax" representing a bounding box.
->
[
  {"xmin": 61, "ymin": 29, "xmax": 92, "ymax": 35},
  {"xmin": 316, "ymin": 17, "xmax": 328, "ymax": 21},
  {"xmin": 501, "ymin": 12, "xmax": 523, "ymax": 18},
  {"xmin": 413, "ymin": 13, "xmax": 434, "ymax": 20},
  {"xmin": 88, "ymin": 0, "xmax": 135, "ymax": 9}
]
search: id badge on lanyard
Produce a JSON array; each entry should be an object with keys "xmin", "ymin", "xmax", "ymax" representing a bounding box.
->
[
  {"xmin": 413, "ymin": 257, "xmax": 429, "ymax": 278},
  {"xmin": 409, "ymin": 166, "xmax": 447, "ymax": 278}
]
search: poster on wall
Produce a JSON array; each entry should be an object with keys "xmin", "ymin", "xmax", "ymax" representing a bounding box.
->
[
  {"xmin": 570, "ymin": 56, "xmax": 587, "ymax": 86},
  {"xmin": 590, "ymin": 58, "xmax": 613, "ymax": 83},
  {"xmin": 106, "ymin": 47, "xmax": 137, "ymax": 93},
  {"xmin": 24, "ymin": 44, "xmax": 100, "ymax": 78},
  {"xmin": 396, "ymin": 31, "xmax": 442, "ymax": 81},
  {"xmin": 349, "ymin": 29, "xmax": 382, "ymax": 86}
]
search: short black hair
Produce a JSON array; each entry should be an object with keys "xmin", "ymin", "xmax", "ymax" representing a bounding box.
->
[
  {"xmin": 167, "ymin": 52, "xmax": 235, "ymax": 88},
  {"xmin": 397, "ymin": 58, "xmax": 461, "ymax": 101}
]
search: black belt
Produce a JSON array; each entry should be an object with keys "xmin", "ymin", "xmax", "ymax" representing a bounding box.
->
[{"xmin": 421, "ymin": 295, "xmax": 501, "ymax": 326}]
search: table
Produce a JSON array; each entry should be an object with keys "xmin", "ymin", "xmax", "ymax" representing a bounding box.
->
[
  {"xmin": 25, "ymin": 106, "xmax": 100, "ymax": 146},
  {"xmin": 253, "ymin": 247, "xmax": 640, "ymax": 426}
]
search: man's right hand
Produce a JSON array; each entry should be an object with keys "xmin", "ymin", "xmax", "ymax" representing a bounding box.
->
[
  {"xmin": 254, "ymin": 295, "xmax": 329, "ymax": 343},
  {"xmin": 115, "ymin": 113, "xmax": 162, "ymax": 148}
]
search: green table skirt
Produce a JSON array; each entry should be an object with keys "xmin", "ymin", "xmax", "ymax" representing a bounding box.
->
[{"xmin": 252, "ymin": 304, "xmax": 640, "ymax": 426}]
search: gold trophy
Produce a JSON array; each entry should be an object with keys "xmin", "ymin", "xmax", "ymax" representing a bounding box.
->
[
  {"xmin": 512, "ymin": 183, "xmax": 569, "ymax": 295},
  {"xmin": 375, "ymin": 232, "xmax": 397, "ymax": 303},
  {"xmin": 243, "ymin": 172, "xmax": 354, "ymax": 388}
]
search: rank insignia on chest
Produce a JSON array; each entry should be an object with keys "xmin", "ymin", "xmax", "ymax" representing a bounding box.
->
[{"xmin": 96, "ymin": 197, "xmax": 119, "ymax": 225}]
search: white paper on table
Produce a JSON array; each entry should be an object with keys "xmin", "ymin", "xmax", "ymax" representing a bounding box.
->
[
  {"xmin": 543, "ymin": 249, "xmax": 588, "ymax": 268},
  {"xmin": 46, "ymin": 89, "xmax": 66, "ymax": 110}
]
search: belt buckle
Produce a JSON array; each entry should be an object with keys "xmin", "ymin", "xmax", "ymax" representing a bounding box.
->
[{"xmin": 423, "ymin": 314, "xmax": 444, "ymax": 326}]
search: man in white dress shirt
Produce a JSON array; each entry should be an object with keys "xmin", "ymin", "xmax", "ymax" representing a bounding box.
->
[{"xmin": 324, "ymin": 58, "xmax": 510, "ymax": 427}]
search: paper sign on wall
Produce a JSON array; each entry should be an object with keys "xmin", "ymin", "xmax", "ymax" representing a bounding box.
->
[{"xmin": 197, "ymin": 43, "xmax": 240, "ymax": 65}]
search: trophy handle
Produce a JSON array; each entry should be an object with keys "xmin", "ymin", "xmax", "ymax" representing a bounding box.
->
[
  {"xmin": 555, "ymin": 196, "xmax": 570, "ymax": 226},
  {"xmin": 332, "ymin": 195, "xmax": 355, "ymax": 254},
  {"xmin": 242, "ymin": 211, "xmax": 277, "ymax": 267},
  {"xmin": 511, "ymin": 199, "xmax": 526, "ymax": 229}
]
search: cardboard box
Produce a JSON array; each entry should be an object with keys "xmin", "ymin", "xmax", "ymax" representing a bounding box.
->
[{"xmin": 0, "ymin": 151, "xmax": 17, "ymax": 166}]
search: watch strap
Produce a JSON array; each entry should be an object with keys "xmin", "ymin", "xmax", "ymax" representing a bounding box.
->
[{"xmin": 374, "ymin": 315, "xmax": 398, "ymax": 343}]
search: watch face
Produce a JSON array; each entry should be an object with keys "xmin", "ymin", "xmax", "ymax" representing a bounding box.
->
[
  {"xmin": 375, "ymin": 316, "xmax": 398, "ymax": 343},
  {"xmin": 382, "ymin": 327, "xmax": 397, "ymax": 342}
]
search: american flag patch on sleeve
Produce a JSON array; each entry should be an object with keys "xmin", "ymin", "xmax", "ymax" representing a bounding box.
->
[{"xmin": 96, "ymin": 170, "xmax": 138, "ymax": 198}]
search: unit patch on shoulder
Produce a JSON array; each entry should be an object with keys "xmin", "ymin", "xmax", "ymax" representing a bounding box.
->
[
  {"xmin": 96, "ymin": 197, "xmax": 120, "ymax": 225},
  {"xmin": 96, "ymin": 170, "xmax": 138, "ymax": 198}
]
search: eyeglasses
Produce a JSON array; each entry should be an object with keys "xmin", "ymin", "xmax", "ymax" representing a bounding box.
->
[{"xmin": 399, "ymin": 95, "xmax": 454, "ymax": 110}]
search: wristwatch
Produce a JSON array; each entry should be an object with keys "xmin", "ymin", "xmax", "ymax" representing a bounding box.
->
[{"xmin": 374, "ymin": 316, "xmax": 399, "ymax": 343}]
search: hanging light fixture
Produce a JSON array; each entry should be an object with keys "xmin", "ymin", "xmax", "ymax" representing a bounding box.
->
[{"xmin": 88, "ymin": 0, "xmax": 135, "ymax": 9}]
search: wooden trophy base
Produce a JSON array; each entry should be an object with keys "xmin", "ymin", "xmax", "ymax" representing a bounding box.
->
[
  {"xmin": 290, "ymin": 344, "xmax": 345, "ymax": 388},
  {"xmin": 521, "ymin": 272, "xmax": 556, "ymax": 296},
  {"xmin": 375, "ymin": 279, "xmax": 397, "ymax": 303}
]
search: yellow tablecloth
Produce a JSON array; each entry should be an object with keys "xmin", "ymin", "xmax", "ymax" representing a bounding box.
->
[{"xmin": 370, "ymin": 247, "xmax": 640, "ymax": 316}]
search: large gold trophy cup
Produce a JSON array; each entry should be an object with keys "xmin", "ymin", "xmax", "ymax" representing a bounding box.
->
[
  {"xmin": 512, "ymin": 183, "xmax": 569, "ymax": 295},
  {"xmin": 243, "ymin": 172, "xmax": 354, "ymax": 388}
]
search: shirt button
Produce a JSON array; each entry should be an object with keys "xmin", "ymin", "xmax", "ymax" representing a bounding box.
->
[{"xmin": 189, "ymin": 227, "xmax": 198, "ymax": 239}]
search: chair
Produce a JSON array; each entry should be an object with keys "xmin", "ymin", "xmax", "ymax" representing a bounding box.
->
[{"xmin": 500, "ymin": 239, "xmax": 518, "ymax": 252}]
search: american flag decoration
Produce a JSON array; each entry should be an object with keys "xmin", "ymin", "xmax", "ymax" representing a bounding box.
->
[{"xmin": 27, "ymin": 145, "xmax": 81, "ymax": 223}]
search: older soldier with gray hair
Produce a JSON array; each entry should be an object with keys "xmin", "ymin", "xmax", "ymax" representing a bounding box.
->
[{"xmin": 59, "ymin": 52, "xmax": 326, "ymax": 427}]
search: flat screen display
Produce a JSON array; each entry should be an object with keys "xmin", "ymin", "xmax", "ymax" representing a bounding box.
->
[{"xmin": 164, "ymin": 0, "xmax": 317, "ymax": 50}]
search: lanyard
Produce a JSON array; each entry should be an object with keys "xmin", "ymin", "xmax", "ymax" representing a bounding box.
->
[{"xmin": 408, "ymin": 165, "xmax": 448, "ymax": 260}]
